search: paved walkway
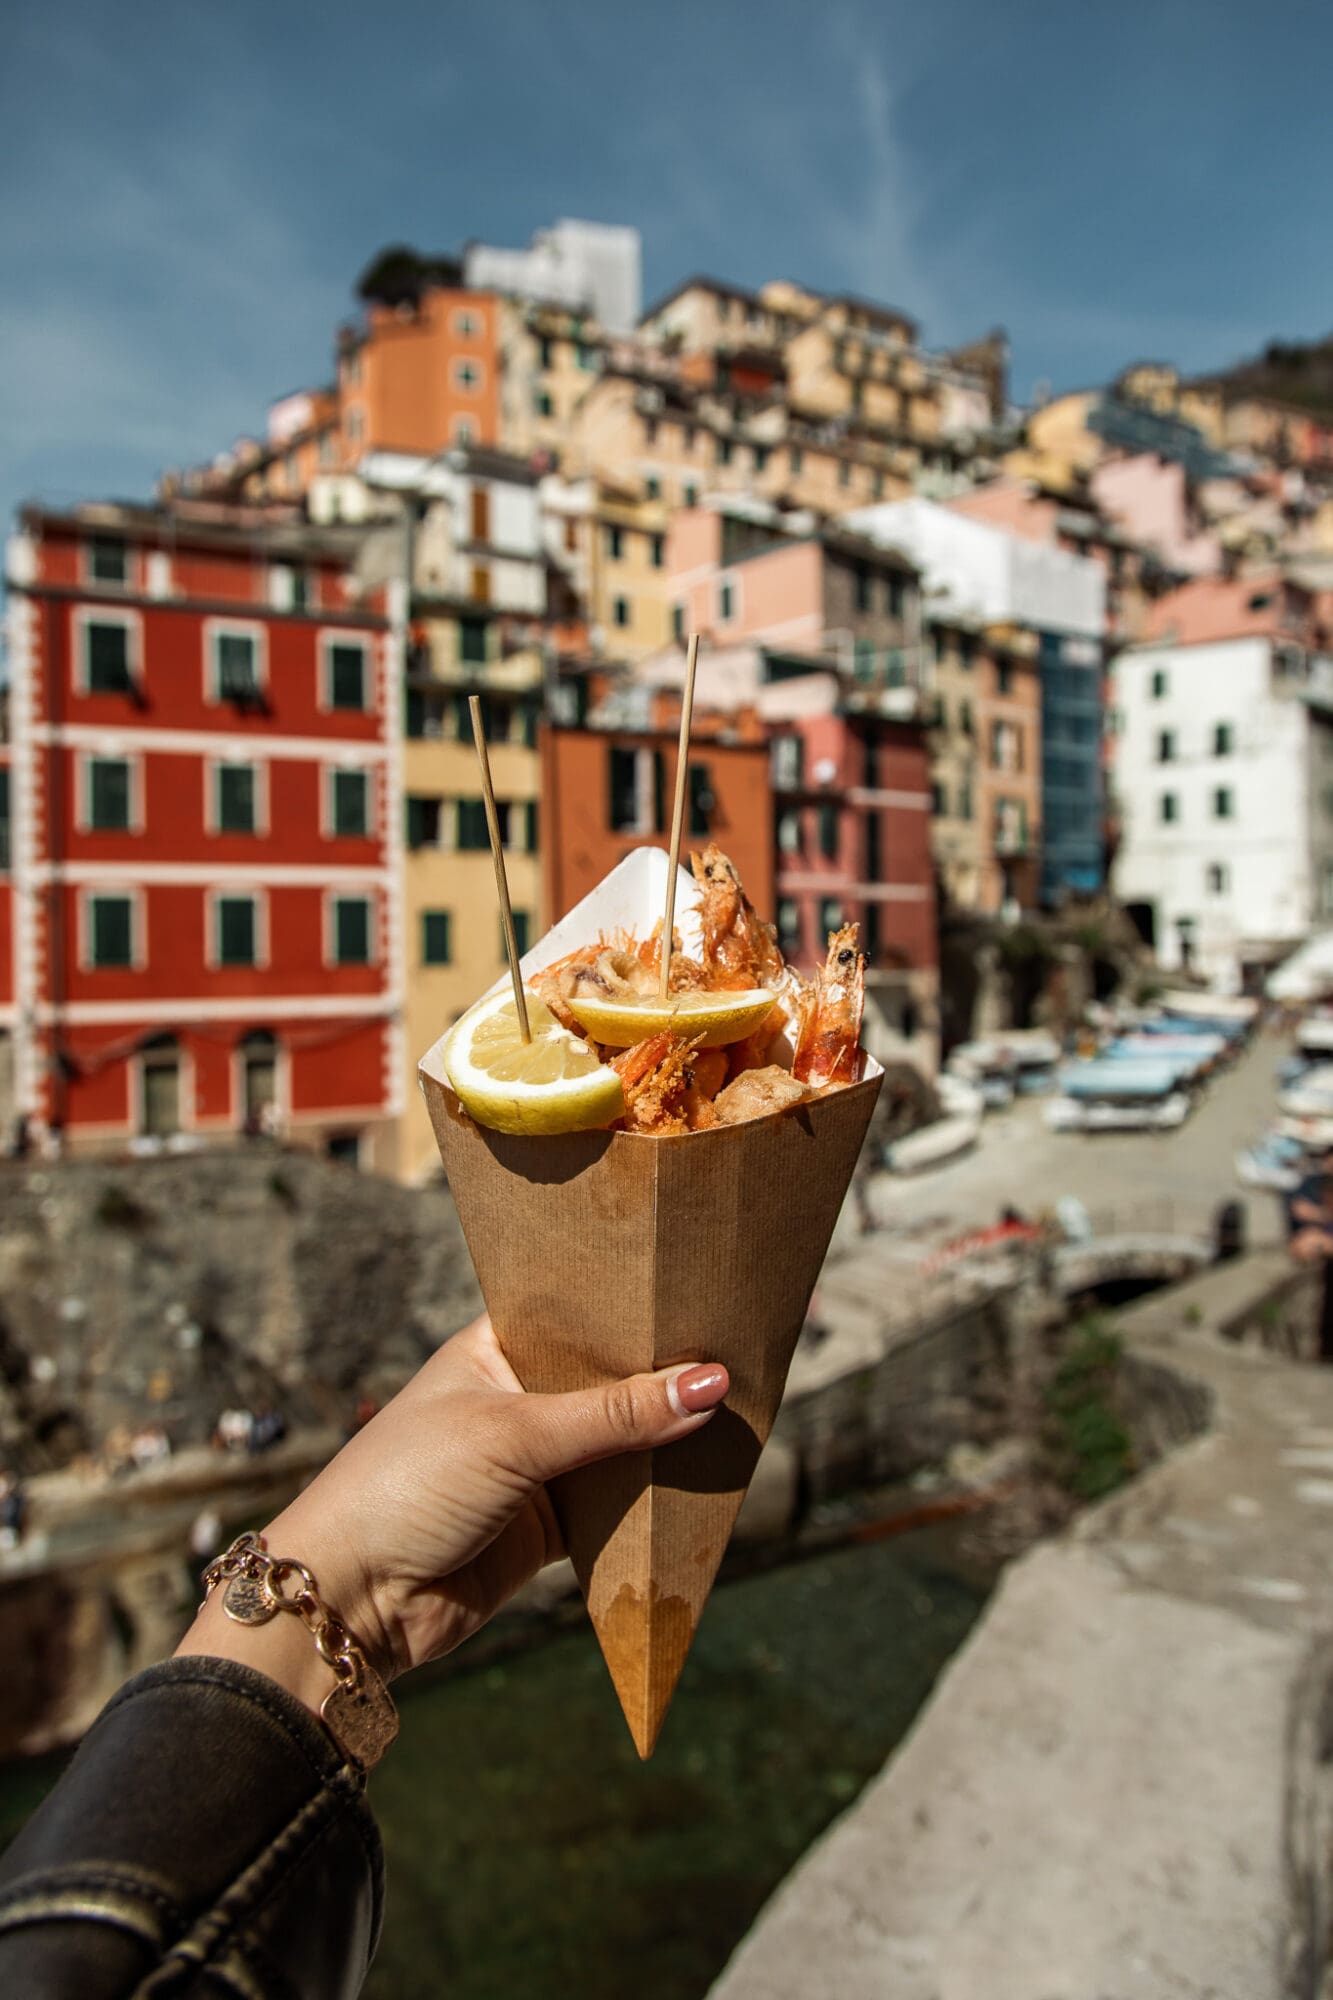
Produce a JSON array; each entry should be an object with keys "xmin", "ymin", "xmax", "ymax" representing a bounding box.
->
[{"xmin": 712, "ymin": 1253, "xmax": 1333, "ymax": 1998}]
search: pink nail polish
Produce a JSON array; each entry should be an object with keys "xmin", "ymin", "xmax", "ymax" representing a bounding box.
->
[{"xmin": 673, "ymin": 1364, "xmax": 729, "ymax": 1414}]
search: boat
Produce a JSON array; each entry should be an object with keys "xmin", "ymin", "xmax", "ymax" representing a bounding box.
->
[
  {"xmin": 1235, "ymin": 1131, "xmax": 1311, "ymax": 1194},
  {"xmin": 1277, "ymin": 1063, "xmax": 1333, "ymax": 1119},
  {"xmin": 1045, "ymin": 1056, "xmax": 1191, "ymax": 1132},
  {"xmin": 884, "ymin": 1113, "xmax": 982, "ymax": 1173},
  {"xmin": 1160, "ymin": 989, "xmax": 1260, "ymax": 1027}
]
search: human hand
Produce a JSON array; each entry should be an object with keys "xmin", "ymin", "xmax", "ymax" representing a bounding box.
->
[
  {"xmin": 176, "ymin": 1314, "xmax": 729, "ymax": 1709},
  {"xmin": 1291, "ymin": 1227, "xmax": 1333, "ymax": 1264}
]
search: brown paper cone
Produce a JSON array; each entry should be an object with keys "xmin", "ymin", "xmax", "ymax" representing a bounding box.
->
[{"xmin": 418, "ymin": 1050, "xmax": 881, "ymax": 1755}]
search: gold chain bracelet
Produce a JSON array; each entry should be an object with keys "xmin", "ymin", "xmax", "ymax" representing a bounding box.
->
[{"xmin": 201, "ymin": 1532, "xmax": 399, "ymax": 1771}]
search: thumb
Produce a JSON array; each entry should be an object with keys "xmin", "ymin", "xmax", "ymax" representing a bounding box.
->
[{"xmin": 512, "ymin": 1362, "xmax": 730, "ymax": 1485}]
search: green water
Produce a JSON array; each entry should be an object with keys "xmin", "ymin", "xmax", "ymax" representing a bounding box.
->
[{"xmin": 0, "ymin": 1533, "xmax": 985, "ymax": 2000}]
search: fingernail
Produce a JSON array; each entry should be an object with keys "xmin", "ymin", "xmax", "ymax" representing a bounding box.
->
[{"xmin": 666, "ymin": 1364, "xmax": 729, "ymax": 1419}]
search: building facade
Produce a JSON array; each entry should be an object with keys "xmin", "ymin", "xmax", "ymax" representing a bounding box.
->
[
  {"xmin": 1112, "ymin": 575, "xmax": 1333, "ymax": 986},
  {"xmin": 3, "ymin": 504, "xmax": 402, "ymax": 1167}
]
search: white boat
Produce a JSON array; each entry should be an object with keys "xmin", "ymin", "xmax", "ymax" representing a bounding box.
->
[
  {"xmin": 1235, "ymin": 1131, "xmax": 1310, "ymax": 1193},
  {"xmin": 885, "ymin": 1111, "xmax": 982, "ymax": 1173},
  {"xmin": 1045, "ymin": 1054, "xmax": 1192, "ymax": 1132},
  {"xmin": 1297, "ymin": 1014, "xmax": 1333, "ymax": 1055},
  {"xmin": 1046, "ymin": 1093, "xmax": 1189, "ymax": 1132},
  {"xmin": 1160, "ymin": 989, "xmax": 1260, "ymax": 1025},
  {"xmin": 1277, "ymin": 1063, "xmax": 1333, "ymax": 1119}
]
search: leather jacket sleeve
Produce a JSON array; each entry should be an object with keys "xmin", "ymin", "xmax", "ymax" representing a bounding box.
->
[{"xmin": 0, "ymin": 1655, "xmax": 384, "ymax": 1999}]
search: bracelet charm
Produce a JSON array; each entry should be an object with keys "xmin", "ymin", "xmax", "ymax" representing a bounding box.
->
[{"xmin": 202, "ymin": 1531, "xmax": 399, "ymax": 1770}]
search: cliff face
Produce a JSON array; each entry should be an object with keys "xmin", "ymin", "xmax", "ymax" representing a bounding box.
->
[{"xmin": 0, "ymin": 1151, "xmax": 482, "ymax": 1474}]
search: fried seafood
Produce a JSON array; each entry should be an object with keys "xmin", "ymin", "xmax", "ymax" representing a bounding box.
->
[
  {"xmin": 711, "ymin": 1065, "xmax": 811, "ymax": 1127},
  {"xmin": 690, "ymin": 845, "xmax": 786, "ymax": 992},
  {"xmin": 793, "ymin": 925, "xmax": 865, "ymax": 1089}
]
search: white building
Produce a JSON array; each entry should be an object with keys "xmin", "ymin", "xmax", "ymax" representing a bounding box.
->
[
  {"xmin": 1111, "ymin": 578, "xmax": 1333, "ymax": 988},
  {"xmin": 845, "ymin": 496, "xmax": 1105, "ymax": 640},
  {"xmin": 464, "ymin": 219, "xmax": 641, "ymax": 335}
]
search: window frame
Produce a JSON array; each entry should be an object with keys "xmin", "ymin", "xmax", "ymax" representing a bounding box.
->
[
  {"xmin": 324, "ymin": 764, "xmax": 373, "ymax": 840},
  {"xmin": 319, "ymin": 632, "xmax": 371, "ymax": 713},
  {"xmin": 421, "ymin": 909, "xmax": 452, "ymax": 965},
  {"xmin": 209, "ymin": 888, "xmax": 268, "ymax": 970},
  {"xmin": 84, "ymin": 536, "xmax": 131, "ymax": 589},
  {"xmin": 80, "ymin": 886, "xmax": 145, "ymax": 971},
  {"xmin": 325, "ymin": 891, "xmax": 377, "ymax": 968},
  {"xmin": 208, "ymin": 758, "xmax": 267, "ymax": 836},
  {"xmin": 204, "ymin": 618, "xmax": 268, "ymax": 706},
  {"xmin": 1213, "ymin": 721, "xmax": 1234, "ymax": 757},
  {"xmin": 80, "ymin": 751, "xmax": 141, "ymax": 833},
  {"xmin": 453, "ymin": 357, "xmax": 483, "ymax": 391},
  {"xmin": 75, "ymin": 606, "xmax": 141, "ymax": 697},
  {"xmin": 1213, "ymin": 785, "xmax": 1234, "ymax": 821}
]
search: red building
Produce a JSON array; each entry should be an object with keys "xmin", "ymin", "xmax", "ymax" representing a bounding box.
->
[{"xmin": 3, "ymin": 503, "xmax": 402, "ymax": 1169}]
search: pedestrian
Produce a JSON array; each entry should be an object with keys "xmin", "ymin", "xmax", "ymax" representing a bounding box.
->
[
  {"xmin": 0, "ymin": 1472, "xmax": 26, "ymax": 1550},
  {"xmin": 1287, "ymin": 1149, "xmax": 1333, "ymax": 1362}
]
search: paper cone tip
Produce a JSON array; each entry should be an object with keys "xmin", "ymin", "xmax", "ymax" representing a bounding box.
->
[{"xmin": 596, "ymin": 1577, "xmax": 701, "ymax": 1760}]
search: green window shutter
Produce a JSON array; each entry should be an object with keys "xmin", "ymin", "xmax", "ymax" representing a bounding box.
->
[
  {"xmin": 89, "ymin": 759, "xmax": 131, "ymax": 830},
  {"xmin": 332, "ymin": 769, "xmax": 368, "ymax": 837},
  {"xmin": 687, "ymin": 764, "xmax": 712, "ymax": 837},
  {"xmin": 457, "ymin": 800, "xmax": 490, "ymax": 850},
  {"xmin": 329, "ymin": 643, "xmax": 366, "ymax": 709},
  {"xmin": 218, "ymin": 765, "xmax": 256, "ymax": 833},
  {"xmin": 422, "ymin": 911, "xmax": 451, "ymax": 965},
  {"xmin": 525, "ymin": 800, "xmax": 539, "ymax": 853},
  {"xmin": 91, "ymin": 896, "xmax": 133, "ymax": 967},
  {"xmin": 653, "ymin": 750, "xmax": 666, "ymax": 834},
  {"xmin": 334, "ymin": 898, "xmax": 371, "ymax": 964},
  {"xmin": 87, "ymin": 623, "xmax": 132, "ymax": 692},
  {"xmin": 217, "ymin": 898, "xmax": 257, "ymax": 965}
]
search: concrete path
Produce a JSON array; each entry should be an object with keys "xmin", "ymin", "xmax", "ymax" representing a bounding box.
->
[{"xmin": 712, "ymin": 1254, "xmax": 1333, "ymax": 1999}]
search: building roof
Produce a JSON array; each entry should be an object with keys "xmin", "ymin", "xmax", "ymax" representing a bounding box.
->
[
  {"xmin": 1141, "ymin": 571, "xmax": 1301, "ymax": 648},
  {"xmin": 17, "ymin": 498, "xmax": 374, "ymax": 564},
  {"xmin": 639, "ymin": 274, "xmax": 764, "ymax": 323}
]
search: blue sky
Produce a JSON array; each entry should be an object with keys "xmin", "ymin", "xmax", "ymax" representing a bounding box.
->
[{"xmin": 2, "ymin": 0, "xmax": 1332, "ymax": 541}]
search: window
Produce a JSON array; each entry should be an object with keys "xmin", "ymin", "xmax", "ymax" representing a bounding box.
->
[
  {"xmin": 1159, "ymin": 792, "xmax": 1178, "ymax": 823},
  {"xmin": 608, "ymin": 745, "xmax": 665, "ymax": 833},
  {"xmin": 959, "ymin": 635, "xmax": 977, "ymax": 671},
  {"xmin": 645, "ymin": 476, "xmax": 661, "ymax": 501},
  {"xmin": 331, "ymin": 768, "xmax": 370, "ymax": 837},
  {"xmin": 718, "ymin": 580, "xmax": 735, "ymax": 623},
  {"xmin": 687, "ymin": 763, "xmax": 713, "ymax": 837},
  {"xmin": 452, "ymin": 417, "xmax": 475, "ymax": 445},
  {"xmin": 140, "ymin": 1041, "xmax": 180, "ymax": 1138},
  {"xmin": 684, "ymin": 482, "xmax": 699, "ymax": 507},
  {"xmin": 1213, "ymin": 722, "xmax": 1234, "ymax": 756},
  {"xmin": 776, "ymin": 898, "xmax": 801, "ymax": 950},
  {"xmin": 1206, "ymin": 862, "xmax": 1229, "ymax": 895},
  {"xmin": 290, "ymin": 569, "xmax": 310, "ymax": 613},
  {"xmin": 507, "ymin": 911, "xmax": 532, "ymax": 959},
  {"xmin": 819, "ymin": 897, "xmax": 845, "ymax": 937},
  {"xmin": 887, "ymin": 575, "xmax": 904, "ymax": 620},
  {"xmin": 612, "ymin": 596, "xmax": 631, "ymax": 628},
  {"xmin": 523, "ymin": 800, "xmax": 539, "ymax": 853},
  {"xmin": 855, "ymin": 566, "xmax": 871, "ymax": 614},
  {"xmin": 931, "ymin": 780, "xmax": 947, "ymax": 816},
  {"xmin": 650, "ymin": 533, "xmax": 665, "ymax": 569},
  {"xmin": 959, "ymin": 700, "xmax": 974, "ymax": 737},
  {"xmin": 454, "ymin": 359, "xmax": 481, "ymax": 390},
  {"xmin": 958, "ymin": 776, "xmax": 974, "ymax": 822},
  {"xmin": 643, "ymin": 418, "xmax": 659, "ymax": 446},
  {"xmin": 88, "ymin": 537, "xmax": 128, "ymax": 585},
  {"xmin": 406, "ymin": 796, "xmax": 442, "ymax": 850},
  {"xmin": 216, "ymin": 764, "xmax": 258, "ymax": 834},
  {"xmin": 772, "ymin": 735, "xmax": 803, "ymax": 788},
  {"xmin": 216, "ymin": 895, "xmax": 258, "ymax": 967},
  {"xmin": 777, "ymin": 808, "xmax": 801, "ymax": 853},
  {"xmin": 345, "ymin": 405, "xmax": 364, "ymax": 443},
  {"xmin": 85, "ymin": 619, "xmax": 134, "ymax": 694},
  {"xmin": 575, "ymin": 342, "xmax": 597, "ymax": 371},
  {"xmin": 327, "ymin": 640, "xmax": 367, "ymax": 710},
  {"xmin": 818, "ymin": 802, "xmax": 839, "ymax": 860},
  {"xmin": 997, "ymin": 659, "xmax": 1013, "ymax": 696},
  {"xmin": 215, "ymin": 629, "xmax": 261, "ymax": 703},
  {"xmin": 459, "ymin": 616, "xmax": 488, "ymax": 665},
  {"xmin": 332, "ymin": 896, "xmax": 372, "ymax": 965},
  {"xmin": 1150, "ymin": 668, "xmax": 1168, "ymax": 699},
  {"xmin": 671, "ymin": 604, "xmax": 685, "ymax": 644},
  {"xmin": 88, "ymin": 893, "xmax": 134, "ymax": 968},
  {"xmin": 457, "ymin": 799, "xmax": 490, "ymax": 850},
  {"xmin": 538, "ymin": 335, "xmax": 554, "ymax": 369},
  {"xmin": 606, "ymin": 525, "xmax": 624, "ymax": 560},
  {"xmin": 454, "ymin": 310, "xmax": 479, "ymax": 337},
  {"xmin": 1156, "ymin": 729, "xmax": 1175, "ymax": 764},
  {"xmin": 1213, "ymin": 786, "xmax": 1233, "ymax": 820},
  {"xmin": 88, "ymin": 757, "xmax": 132, "ymax": 831},
  {"xmin": 422, "ymin": 910, "xmax": 451, "ymax": 965},
  {"xmin": 717, "ymin": 438, "xmax": 733, "ymax": 467},
  {"xmin": 534, "ymin": 390, "xmax": 554, "ymax": 418},
  {"xmin": 865, "ymin": 809, "xmax": 882, "ymax": 880}
]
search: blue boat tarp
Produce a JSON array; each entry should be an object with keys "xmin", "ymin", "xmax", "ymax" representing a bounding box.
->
[
  {"xmin": 1106, "ymin": 1034, "xmax": 1224, "ymax": 1075},
  {"xmin": 1149, "ymin": 1012, "xmax": 1247, "ymax": 1042},
  {"xmin": 1058, "ymin": 1058, "xmax": 1189, "ymax": 1100}
]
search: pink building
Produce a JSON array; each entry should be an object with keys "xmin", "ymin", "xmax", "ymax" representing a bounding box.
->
[{"xmin": 1090, "ymin": 455, "xmax": 1220, "ymax": 577}]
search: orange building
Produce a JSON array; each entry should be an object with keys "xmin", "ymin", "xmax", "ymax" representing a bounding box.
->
[
  {"xmin": 540, "ymin": 714, "xmax": 773, "ymax": 928},
  {"xmin": 336, "ymin": 288, "xmax": 501, "ymax": 460}
]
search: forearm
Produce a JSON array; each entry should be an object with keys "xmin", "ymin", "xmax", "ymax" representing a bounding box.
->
[{"xmin": 0, "ymin": 1657, "xmax": 383, "ymax": 1999}]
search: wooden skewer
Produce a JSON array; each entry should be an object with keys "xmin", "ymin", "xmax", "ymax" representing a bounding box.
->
[
  {"xmin": 659, "ymin": 632, "xmax": 701, "ymax": 1001},
  {"xmin": 469, "ymin": 694, "xmax": 531, "ymax": 1043}
]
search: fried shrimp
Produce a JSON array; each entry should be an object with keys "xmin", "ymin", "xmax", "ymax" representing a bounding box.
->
[
  {"xmin": 690, "ymin": 845, "xmax": 786, "ymax": 992},
  {"xmin": 793, "ymin": 925, "xmax": 865, "ymax": 1088}
]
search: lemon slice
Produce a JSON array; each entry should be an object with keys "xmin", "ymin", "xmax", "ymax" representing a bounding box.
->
[
  {"xmin": 442, "ymin": 991, "xmax": 625, "ymax": 1135},
  {"xmin": 566, "ymin": 987, "xmax": 777, "ymax": 1049}
]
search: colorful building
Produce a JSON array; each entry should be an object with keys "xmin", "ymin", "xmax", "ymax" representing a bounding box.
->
[{"xmin": 3, "ymin": 503, "xmax": 402, "ymax": 1167}]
